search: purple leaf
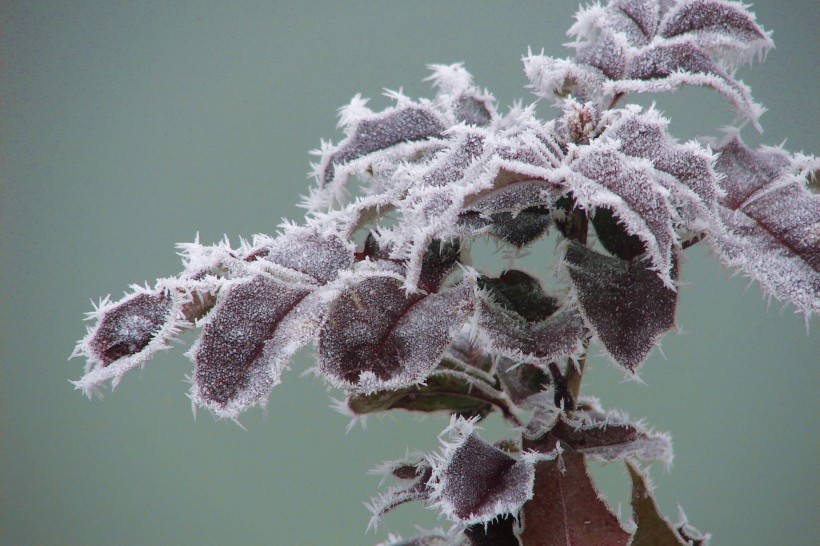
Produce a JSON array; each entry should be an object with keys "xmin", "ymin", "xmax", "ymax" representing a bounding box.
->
[
  {"xmin": 318, "ymin": 276, "xmax": 473, "ymax": 393},
  {"xmin": 189, "ymin": 274, "xmax": 313, "ymax": 418},
  {"xmin": 477, "ymin": 293, "xmax": 586, "ymax": 367},
  {"xmin": 660, "ymin": 0, "xmax": 772, "ymax": 50},
  {"xmin": 524, "ymin": 400, "xmax": 673, "ymax": 464},
  {"xmin": 576, "ymin": 29, "xmax": 627, "ymax": 79},
  {"xmin": 71, "ymin": 284, "xmax": 187, "ymax": 396},
  {"xmin": 429, "ymin": 417, "xmax": 534, "ymax": 524},
  {"xmin": 712, "ymin": 136, "xmax": 820, "ymax": 315},
  {"xmin": 319, "ymin": 101, "xmax": 446, "ymax": 187},
  {"xmin": 517, "ymin": 448, "xmax": 631, "ymax": 546},
  {"xmin": 459, "ymin": 180, "xmax": 562, "ymax": 247},
  {"xmin": 257, "ymin": 229, "xmax": 353, "ymax": 284},
  {"xmin": 619, "ymin": 41, "xmax": 762, "ymax": 127},
  {"xmin": 564, "ymin": 242, "xmax": 678, "ymax": 371},
  {"xmin": 565, "ymin": 142, "xmax": 677, "ymax": 283},
  {"xmin": 613, "ymin": 0, "xmax": 661, "ymax": 44}
]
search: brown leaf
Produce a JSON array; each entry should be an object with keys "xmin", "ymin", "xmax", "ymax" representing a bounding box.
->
[
  {"xmin": 517, "ymin": 448, "xmax": 631, "ymax": 546},
  {"xmin": 627, "ymin": 462, "xmax": 689, "ymax": 546}
]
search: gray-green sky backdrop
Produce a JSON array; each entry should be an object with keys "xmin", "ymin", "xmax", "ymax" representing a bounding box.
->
[{"xmin": 2, "ymin": 1, "xmax": 818, "ymax": 544}]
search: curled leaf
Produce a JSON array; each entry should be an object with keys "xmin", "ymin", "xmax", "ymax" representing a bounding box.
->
[{"xmin": 71, "ymin": 283, "xmax": 188, "ymax": 396}]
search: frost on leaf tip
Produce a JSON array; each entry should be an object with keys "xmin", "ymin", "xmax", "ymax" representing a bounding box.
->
[
  {"xmin": 428, "ymin": 417, "xmax": 534, "ymax": 525},
  {"xmin": 564, "ymin": 242, "xmax": 678, "ymax": 372},
  {"xmin": 712, "ymin": 136, "xmax": 820, "ymax": 316},
  {"xmin": 72, "ymin": 283, "xmax": 187, "ymax": 397},
  {"xmin": 318, "ymin": 275, "xmax": 473, "ymax": 394},
  {"xmin": 189, "ymin": 274, "xmax": 313, "ymax": 418}
]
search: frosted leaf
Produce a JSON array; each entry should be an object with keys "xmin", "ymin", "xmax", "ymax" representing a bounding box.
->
[
  {"xmin": 524, "ymin": 403, "xmax": 673, "ymax": 465},
  {"xmin": 422, "ymin": 129, "xmax": 487, "ymax": 187},
  {"xmin": 418, "ymin": 239, "xmax": 462, "ymax": 294},
  {"xmin": 318, "ymin": 276, "xmax": 473, "ymax": 393},
  {"xmin": 660, "ymin": 0, "xmax": 773, "ymax": 62},
  {"xmin": 478, "ymin": 270, "xmax": 559, "ymax": 323},
  {"xmin": 564, "ymin": 142, "xmax": 677, "ymax": 283},
  {"xmin": 607, "ymin": 106, "xmax": 720, "ymax": 206},
  {"xmin": 477, "ymin": 294, "xmax": 586, "ymax": 367},
  {"xmin": 617, "ymin": 42, "xmax": 762, "ymax": 126},
  {"xmin": 496, "ymin": 357, "xmax": 551, "ymax": 409},
  {"xmin": 517, "ymin": 448, "xmax": 631, "ymax": 546},
  {"xmin": 712, "ymin": 137, "xmax": 820, "ymax": 315},
  {"xmin": 523, "ymin": 54, "xmax": 608, "ymax": 104},
  {"xmin": 189, "ymin": 274, "xmax": 313, "ymax": 418},
  {"xmin": 713, "ymin": 136, "xmax": 794, "ymax": 208},
  {"xmin": 566, "ymin": 0, "xmax": 770, "ymax": 126},
  {"xmin": 612, "ymin": 0, "xmax": 660, "ymax": 44},
  {"xmin": 564, "ymin": 242, "xmax": 678, "ymax": 371},
  {"xmin": 256, "ymin": 229, "xmax": 353, "ymax": 284},
  {"xmin": 627, "ymin": 462, "xmax": 707, "ymax": 546},
  {"xmin": 576, "ymin": 28, "xmax": 627, "ymax": 79},
  {"xmin": 428, "ymin": 417, "xmax": 535, "ymax": 524},
  {"xmin": 368, "ymin": 460, "xmax": 433, "ymax": 525},
  {"xmin": 71, "ymin": 283, "xmax": 189, "ymax": 396},
  {"xmin": 459, "ymin": 181, "xmax": 562, "ymax": 247},
  {"xmin": 426, "ymin": 63, "xmax": 496, "ymax": 127},
  {"xmin": 317, "ymin": 100, "xmax": 446, "ymax": 187}
]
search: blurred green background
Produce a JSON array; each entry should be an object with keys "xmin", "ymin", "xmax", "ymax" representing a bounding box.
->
[{"xmin": 2, "ymin": 1, "xmax": 817, "ymax": 544}]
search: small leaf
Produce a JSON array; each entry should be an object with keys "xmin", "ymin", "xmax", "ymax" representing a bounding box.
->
[
  {"xmin": 524, "ymin": 401, "xmax": 673, "ymax": 464},
  {"xmin": 429, "ymin": 417, "xmax": 534, "ymax": 525},
  {"xmin": 660, "ymin": 0, "xmax": 772, "ymax": 52},
  {"xmin": 190, "ymin": 274, "xmax": 312, "ymax": 418},
  {"xmin": 71, "ymin": 283, "xmax": 188, "ymax": 396},
  {"xmin": 517, "ymin": 448, "xmax": 631, "ymax": 546},
  {"xmin": 319, "ymin": 276, "xmax": 473, "ymax": 393},
  {"xmin": 627, "ymin": 462, "xmax": 700, "ymax": 546},
  {"xmin": 564, "ymin": 242, "xmax": 678, "ymax": 371},
  {"xmin": 320, "ymin": 101, "xmax": 446, "ymax": 187}
]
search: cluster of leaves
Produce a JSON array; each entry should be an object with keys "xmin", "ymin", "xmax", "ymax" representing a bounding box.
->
[{"xmin": 71, "ymin": 0, "xmax": 818, "ymax": 543}]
